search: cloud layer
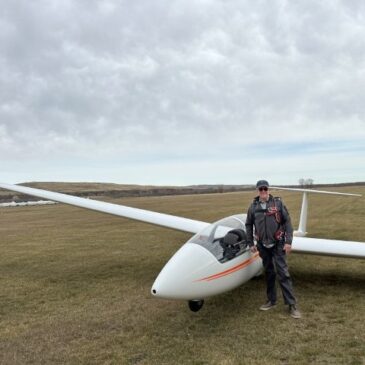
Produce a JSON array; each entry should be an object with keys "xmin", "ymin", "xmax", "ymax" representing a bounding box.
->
[{"xmin": 1, "ymin": 0, "xmax": 364, "ymax": 184}]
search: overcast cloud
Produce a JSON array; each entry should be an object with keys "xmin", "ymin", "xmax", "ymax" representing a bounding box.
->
[{"xmin": 1, "ymin": 0, "xmax": 364, "ymax": 185}]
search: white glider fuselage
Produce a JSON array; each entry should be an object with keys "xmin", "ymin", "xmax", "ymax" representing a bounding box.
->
[
  {"xmin": 152, "ymin": 214, "xmax": 263, "ymax": 300},
  {"xmin": 152, "ymin": 243, "xmax": 262, "ymax": 300}
]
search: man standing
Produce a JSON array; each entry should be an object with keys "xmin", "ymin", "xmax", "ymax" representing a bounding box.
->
[{"xmin": 245, "ymin": 180, "xmax": 301, "ymax": 319}]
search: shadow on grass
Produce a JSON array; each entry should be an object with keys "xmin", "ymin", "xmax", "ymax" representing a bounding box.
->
[{"xmin": 291, "ymin": 267, "xmax": 365, "ymax": 291}]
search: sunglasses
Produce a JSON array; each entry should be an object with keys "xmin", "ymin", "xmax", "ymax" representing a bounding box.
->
[{"xmin": 258, "ymin": 187, "xmax": 268, "ymax": 192}]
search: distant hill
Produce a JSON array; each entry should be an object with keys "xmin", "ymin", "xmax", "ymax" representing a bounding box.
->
[
  {"xmin": 0, "ymin": 182, "xmax": 251, "ymax": 203},
  {"xmin": 0, "ymin": 181, "xmax": 363, "ymax": 203}
]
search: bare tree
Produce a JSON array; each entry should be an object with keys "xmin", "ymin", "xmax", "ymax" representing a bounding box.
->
[
  {"xmin": 298, "ymin": 178, "xmax": 314, "ymax": 187},
  {"xmin": 305, "ymin": 178, "xmax": 314, "ymax": 187}
]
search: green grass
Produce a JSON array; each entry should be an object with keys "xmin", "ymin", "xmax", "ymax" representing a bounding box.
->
[{"xmin": 0, "ymin": 187, "xmax": 364, "ymax": 364}]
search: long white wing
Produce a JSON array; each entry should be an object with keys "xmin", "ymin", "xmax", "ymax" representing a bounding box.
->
[
  {"xmin": 293, "ymin": 237, "xmax": 365, "ymax": 259},
  {"xmin": 1, "ymin": 182, "xmax": 364, "ymax": 259},
  {"xmin": 0, "ymin": 183, "xmax": 209, "ymax": 234}
]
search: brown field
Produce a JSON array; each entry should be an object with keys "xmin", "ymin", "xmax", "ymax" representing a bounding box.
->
[
  {"xmin": 0, "ymin": 186, "xmax": 364, "ymax": 364},
  {"xmin": 0, "ymin": 182, "xmax": 249, "ymax": 203}
]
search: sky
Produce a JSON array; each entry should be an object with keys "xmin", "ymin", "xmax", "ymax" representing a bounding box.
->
[{"xmin": 1, "ymin": 0, "xmax": 365, "ymax": 186}]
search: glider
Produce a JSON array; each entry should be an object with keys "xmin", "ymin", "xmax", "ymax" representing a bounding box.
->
[{"xmin": 0, "ymin": 182, "xmax": 364, "ymax": 312}]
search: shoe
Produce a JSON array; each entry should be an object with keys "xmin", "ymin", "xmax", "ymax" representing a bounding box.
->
[
  {"xmin": 259, "ymin": 301, "xmax": 276, "ymax": 311},
  {"xmin": 289, "ymin": 304, "xmax": 301, "ymax": 319}
]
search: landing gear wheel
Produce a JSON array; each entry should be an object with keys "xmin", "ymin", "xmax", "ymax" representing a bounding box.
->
[{"xmin": 188, "ymin": 300, "xmax": 204, "ymax": 312}]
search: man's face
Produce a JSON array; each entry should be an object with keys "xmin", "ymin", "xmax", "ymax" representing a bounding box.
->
[{"xmin": 257, "ymin": 186, "xmax": 269, "ymax": 200}]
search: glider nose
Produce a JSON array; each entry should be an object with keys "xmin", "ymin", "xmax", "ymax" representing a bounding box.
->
[{"xmin": 151, "ymin": 243, "xmax": 216, "ymax": 300}]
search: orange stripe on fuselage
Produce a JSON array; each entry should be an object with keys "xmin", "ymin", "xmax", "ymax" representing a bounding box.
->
[{"xmin": 195, "ymin": 253, "xmax": 260, "ymax": 282}]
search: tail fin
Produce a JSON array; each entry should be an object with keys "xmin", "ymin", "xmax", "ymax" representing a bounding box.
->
[{"xmin": 270, "ymin": 187, "xmax": 361, "ymax": 237}]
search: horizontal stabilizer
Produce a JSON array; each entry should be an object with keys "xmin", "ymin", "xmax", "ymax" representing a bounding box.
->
[
  {"xmin": 270, "ymin": 186, "xmax": 361, "ymax": 237},
  {"xmin": 271, "ymin": 186, "xmax": 361, "ymax": 197}
]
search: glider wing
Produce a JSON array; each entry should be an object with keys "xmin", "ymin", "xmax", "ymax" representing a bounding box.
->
[
  {"xmin": 292, "ymin": 236, "xmax": 365, "ymax": 259},
  {"xmin": 0, "ymin": 183, "xmax": 209, "ymax": 234}
]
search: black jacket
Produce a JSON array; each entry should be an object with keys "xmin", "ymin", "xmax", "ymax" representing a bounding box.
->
[{"xmin": 245, "ymin": 194, "xmax": 293, "ymax": 247}]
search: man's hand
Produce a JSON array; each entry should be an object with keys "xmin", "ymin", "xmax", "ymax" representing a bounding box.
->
[
  {"xmin": 251, "ymin": 245, "xmax": 258, "ymax": 253},
  {"xmin": 284, "ymin": 243, "xmax": 292, "ymax": 254}
]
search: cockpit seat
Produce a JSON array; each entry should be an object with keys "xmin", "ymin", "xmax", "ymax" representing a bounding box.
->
[{"xmin": 219, "ymin": 229, "xmax": 247, "ymax": 260}]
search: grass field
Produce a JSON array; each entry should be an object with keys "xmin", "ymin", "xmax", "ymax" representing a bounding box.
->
[{"xmin": 0, "ymin": 187, "xmax": 364, "ymax": 364}]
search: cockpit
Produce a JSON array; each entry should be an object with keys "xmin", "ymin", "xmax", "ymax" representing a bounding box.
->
[{"xmin": 188, "ymin": 214, "xmax": 249, "ymax": 263}]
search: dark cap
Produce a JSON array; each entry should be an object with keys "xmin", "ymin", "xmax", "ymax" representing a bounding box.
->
[{"xmin": 256, "ymin": 180, "xmax": 269, "ymax": 189}]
